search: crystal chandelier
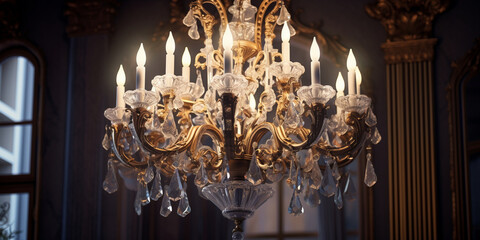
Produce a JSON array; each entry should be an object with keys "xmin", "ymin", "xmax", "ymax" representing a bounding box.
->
[{"xmin": 101, "ymin": 0, "xmax": 380, "ymax": 239}]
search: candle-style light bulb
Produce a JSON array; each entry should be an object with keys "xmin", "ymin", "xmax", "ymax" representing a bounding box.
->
[
  {"xmin": 281, "ymin": 23, "xmax": 290, "ymax": 42},
  {"xmin": 116, "ymin": 64, "xmax": 126, "ymax": 108},
  {"xmin": 182, "ymin": 47, "xmax": 191, "ymax": 67},
  {"xmin": 222, "ymin": 24, "xmax": 233, "ymax": 51},
  {"xmin": 355, "ymin": 66, "xmax": 362, "ymax": 94},
  {"xmin": 223, "ymin": 24, "xmax": 234, "ymax": 73},
  {"xmin": 336, "ymin": 72, "xmax": 345, "ymax": 97},
  {"xmin": 249, "ymin": 93, "xmax": 256, "ymax": 111},
  {"xmin": 346, "ymin": 49, "xmax": 357, "ymax": 95},
  {"xmin": 182, "ymin": 47, "xmax": 191, "ymax": 82},
  {"xmin": 166, "ymin": 31, "xmax": 175, "ymax": 54},
  {"xmin": 116, "ymin": 65, "xmax": 126, "ymax": 86},
  {"xmin": 346, "ymin": 49, "xmax": 356, "ymax": 71},
  {"xmin": 136, "ymin": 43, "xmax": 146, "ymax": 67},
  {"xmin": 310, "ymin": 37, "xmax": 320, "ymax": 61},
  {"xmin": 310, "ymin": 37, "xmax": 321, "ymax": 85}
]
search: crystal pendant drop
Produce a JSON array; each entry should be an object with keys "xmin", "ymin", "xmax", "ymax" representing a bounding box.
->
[
  {"xmin": 320, "ymin": 163, "xmax": 336, "ymax": 197},
  {"xmin": 276, "ymin": 4, "xmax": 291, "ymax": 25},
  {"xmin": 136, "ymin": 181, "xmax": 151, "ymax": 206},
  {"xmin": 134, "ymin": 192, "xmax": 142, "ymax": 216},
  {"xmin": 334, "ymin": 186, "xmax": 343, "ymax": 209},
  {"xmin": 287, "ymin": 21, "xmax": 296, "ymax": 36},
  {"xmin": 371, "ymin": 127, "xmax": 382, "ymax": 145},
  {"xmin": 332, "ymin": 161, "xmax": 341, "ymax": 181},
  {"xmin": 160, "ymin": 185, "xmax": 173, "ymax": 217},
  {"xmin": 344, "ymin": 173, "xmax": 357, "ymax": 201},
  {"xmin": 304, "ymin": 184, "xmax": 321, "ymax": 207},
  {"xmin": 365, "ymin": 107, "xmax": 377, "ymax": 127},
  {"xmin": 103, "ymin": 159, "xmax": 119, "ymax": 194},
  {"xmin": 288, "ymin": 190, "xmax": 304, "ymax": 216},
  {"xmin": 173, "ymin": 97, "xmax": 184, "ymax": 109},
  {"xmin": 183, "ymin": 8, "xmax": 196, "ymax": 26},
  {"xmin": 194, "ymin": 72, "xmax": 205, "ymax": 98},
  {"xmin": 309, "ymin": 161, "xmax": 323, "ymax": 189},
  {"xmin": 364, "ymin": 154, "xmax": 377, "ymax": 187},
  {"xmin": 168, "ymin": 168, "xmax": 184, "ymax": 201},
  {"xmin": 177, "ymin": 191, "xmax": 191, "ymax": 217},
  {"xmin": 245, "ymin": 149, "xmax": 263, "ymax": 185},
  {"xmin": 194, "ymin": 161, "xmax": 209, "ymax": 187},
  {"xmin": 102, "ymin": 133, "xmax": 110, "ymax": 150},
  {"xmin": 150, "ymin": 169, "xmax": 164, "ymax": 201},
  {"xmin": 188, "ymin": 22, "xmax": 200, "ymax": 40},
  {"xmin": 143, "ymin": 165, "xmax": 155, "ymax": 184},
  {"xmin": 162, "ymin": 109, "xmax": 178, "ymax": 139}
]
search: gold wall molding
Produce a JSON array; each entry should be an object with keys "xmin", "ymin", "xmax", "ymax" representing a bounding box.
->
[
  {"xmin": 365, "ymin": 0, "xmax": 449, "ymax": 42},
  {"xmin": 367, "ymin": 0, "xmax": 450, "ymax": 238},
  {"xmin": 447, "ymin": 38, "xmax": 480, "ymax": 240},
  {"xmin": 382, "ymin": 38, "xmax": 437, "ymax": 64},
  {"xmin": 65, "ymin": 0, "xmax": 118, "ymax": 37}
]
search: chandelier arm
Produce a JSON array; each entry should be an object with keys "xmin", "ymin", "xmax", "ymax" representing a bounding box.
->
[
  {"xmin": 191, "ymin": 0, "xmax": 228, "ymax": 46},
  {"xmin": 254, "ymin": 0, "xmax": 282, "ymax": 45},
  {"xmin": 274, "ymin": 103, "xmax": 326, "ymax": 151},
  {"xmin": 314, "ymin": 112, "xmax": 369, "ymax": 167},
  {"xmin": 131, "ymin": 107, "xmax": 196, "ymax": 155},
  {"xmin": 188, "ymin": 123, "xmax": 225, "ymax": 169},
  {"xmin": 109, "ymin": 124, "xmax": 147, "ymax": 169},
  {"xmin": 243, "ymin": 122, "xmax": 280, "ymax": 157}
]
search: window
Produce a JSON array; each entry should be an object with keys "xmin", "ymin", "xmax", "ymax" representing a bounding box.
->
[{"xmin": 0, "ymin": 43, "xmax": 43, "ymax": 240}]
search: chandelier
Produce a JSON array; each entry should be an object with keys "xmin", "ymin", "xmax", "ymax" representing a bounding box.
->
[{"xmin": 101, "ymin": 0, "xmax": 380, "ymax": 239}]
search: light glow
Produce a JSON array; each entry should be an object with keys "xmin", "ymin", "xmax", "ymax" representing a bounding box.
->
[
  {"xmin": 166, "ymin": 31, "xmax": 175, "ymax": 54},
  {"xmin": 281, "ymin": 23, "xmax": 290, "ymax": 42},
  {"xmin": 346, "ymin": 49, "xmax": 356, "ymax": 71},
  {"xmin": 116, "ymin": 65, "xmax": 126, "ymax": 86},
  {"xmin": 310, "ymin": 37, "xmax": 320, "ymax": 61},
  {"xmin": 136, "ymin": 43, "xmax": 146, "ymax": 67},
  {"xmin": 182, "ymin": 47, "xmax": 191, "ymax": 67},
  {"xmin": 336, "ymin": 72, "xmax": 345, "ymax": 92},
  {"xmin": 222, "ymin": 24, "xmax": 234, "ymax": 50}
]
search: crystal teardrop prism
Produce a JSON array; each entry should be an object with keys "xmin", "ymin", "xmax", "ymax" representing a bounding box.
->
[
  {"xmin": 162, "ymin": 109, "xmax": 178, "ymax": 139},
  {"xmin": 309, "ymin": 162, "xmax": 323, "ymax": 189},
  {"xmin": 287, "ymin": 21, "xmax": 296, "ymax": 36},
  {"xmin": 194, "ymin": 72, "xmax": 205, "ymax": 98},
  {"xmin": 136, "ymin": 181, "xmax": 151, "ymax": 206},
  {"xmin": 245, "ymin": 150, "xmax": 263, "ymax": 185},
  {"xmin": 344, "ymin": 173, "xmax": 357, "ymax": 201},
  {"xmin": 320, "ymin": 163, "xmax": 336, "ymax": 197},
  {"xmin": 276, "ymin": 4, "xmax": 291, "ymax": 25},
  {"xmin": 304, "ymin": 184, "xmax": 321, "ymax": 207},
  {"xmin": 160, "ymin": 185, "xmax": 173, "ymax": 217},
  {"xmin": 365, "ymin": 107, "xmax": 377, "ymax": 127},
  {"xmin": 103, "ymin": 159, "xmax": 119, "ymax": 194},
  {"xmin": 143, "ymin": 165, "xmax": 155, "ymax": 184},
  {"xmin": 134, "ymin": 192, "xmax": 142, "ymax": 216},
  {"xmin": 370, "ymin": 127, "xmax": 382, "ymax": 145},
  {"xmin": 102, "ymin": 133, "xmax": 110, "ymax": 150},
  {"xmin": 364, "ymin": 156, "xmax": 377, "ymax": 187},
  {"xmin": 188, "ymin": 21, "xmax": 200, "ymax": 40},
  {"xmin": 168, "ymin": 168, "xmax": 184, "ymax": 201},
  {"xmin": 150, "ymin": 169, "xmax": 164, "ymax": 201},
  {"xmin": 332, "ymin": 161, "xmax": 341, "ymax": 181},
  {"xmin": 334, "ymin": 186, "xmax": 343, "ymax": 209},
  {"xmin": 177, "ymin": 191, "xmax": 191, "ymax": 217},
  {"xmin": 194, "ymin": 161, "xmax": 209, "ymax": 187},
  {"xmin": 288, "ymin": 190, "xmax": 304, "ymax": 216},
  {"xmin": 183, "ymin": 8, "xmax": 196, "ymax": 27}
]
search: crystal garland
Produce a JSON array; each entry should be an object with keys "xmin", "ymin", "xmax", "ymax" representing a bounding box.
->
[{"xmin": 101, "ymin": 0, "xmax": 380, "ymax": 235}]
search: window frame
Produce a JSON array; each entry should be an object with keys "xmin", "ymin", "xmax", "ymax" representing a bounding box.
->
[{"xmin": 0, "ymin": 39, "xmax": 44, "ymax": 240}]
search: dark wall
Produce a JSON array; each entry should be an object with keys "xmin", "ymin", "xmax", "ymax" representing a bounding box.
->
[{"xmin": 10, "ymin": 0, "xmax": 480, "ymax": 239}]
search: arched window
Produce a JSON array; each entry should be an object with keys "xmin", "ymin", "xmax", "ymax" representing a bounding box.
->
[{"xmin": 0, "ymin": 40, "xmax": 43, "ymax": 240}]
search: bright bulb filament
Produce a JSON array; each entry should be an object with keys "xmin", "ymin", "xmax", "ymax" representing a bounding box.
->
[{"xmin": 116, "ymin": 65, "xmax": 126, "ymax": 86}]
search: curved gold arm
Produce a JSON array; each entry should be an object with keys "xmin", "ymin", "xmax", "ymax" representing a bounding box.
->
[
  {"xmin": 313, "ymin": 112, "xmax": 370, "ymax": 167},
  {"xmin": 190, "ymin": 0, "xmax": 228, "ymax": 46},
  {"xmin": 110, "ymin": 123, "xmax": 147, "ymax": 169},
  {"xmin": 254, "ymin": 0, "xmax": 282, "ymax": 45}
]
